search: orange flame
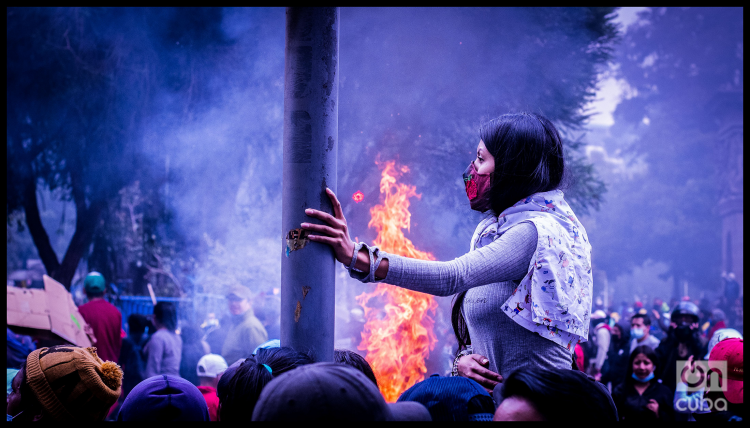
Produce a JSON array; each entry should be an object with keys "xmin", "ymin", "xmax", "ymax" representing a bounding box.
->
[{"xmin": 356, "ymin": 160, "xmax": 438, "ymax": 402}]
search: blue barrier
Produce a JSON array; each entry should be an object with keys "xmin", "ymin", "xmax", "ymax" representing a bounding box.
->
[{"xmin": 113, "ymin": 294, "xmax": 227, "ymax": 333}]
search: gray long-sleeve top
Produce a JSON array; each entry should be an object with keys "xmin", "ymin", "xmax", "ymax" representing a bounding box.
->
[
  {"xmin": 378, "ymin": 221, "xmax": 571, "ymax": 377},
  {"xmin": 143, "ymin": 328, "xmax": 183, "ymax": 378}
]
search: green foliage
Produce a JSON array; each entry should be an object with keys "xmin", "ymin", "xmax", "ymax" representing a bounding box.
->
[{"xmin": 585, "ymin": 7, "xmax": 742, "ymax": 296}]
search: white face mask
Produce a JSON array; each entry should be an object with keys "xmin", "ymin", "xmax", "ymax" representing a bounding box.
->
[{"xmin": 631, "ymin": 327, "xmax": 645, "ymax": 339}]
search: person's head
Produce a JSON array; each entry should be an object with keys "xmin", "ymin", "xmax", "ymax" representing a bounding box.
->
[
  {"xmin": 670, "ymin": 301, "xmax": 700, "ymax": 342},
  {"xmin": 117, "ymin": 375, "xmax": 210, "ymax": 421},
  {"xmin": 127, "ymin": 313, "xmax": 149, "ymax": 338},
  {"xmin": 197, "ymin": 353, "xmax": 228, "ymax": 389},
  {"xmin": 705, "ymin": 328, "xmax": 742, "ymax": 359},
  {"xmin": 180, "ymin": 323, "xmax": 202, "ymax": 345},
  {"xmin": 153, "ymin": 301, "xmax": 178, "ymax": 331},
  {"xmin": 630, "ymin": 313, "xmax": 651, "ymax": 339},
  {"xmin": 83, "ymin": 271, "xmax": 106, "ymax": 299},
  {"xmin": 398, "ymin": 375, "xmax": 495, "ymax": 421},
  {"xmin": 710, "ymin": 308, "xmax": 726, "ymax": 324},
  {"xmin": 226, "ymin": 285, "xmax": 253, "ymax": 316},
  {"xmin": 627, "ymin": 345, "xmax": 658, "ymax": 384},
  {"xmin": 611, "ymin": 322, "xmax": 628, "ymax": 343},
  {"xmin": 7, "ymin": 345, "xmax": 122, "ymax": 422},
  {"xmin": 251, "ymin": 362, "xmax": 431, "ymax": 421},
  {"xmin": 590, "ymin": 309, "xmax": 608, "ymax": 328},
  {"xmin": 217, "ymin": 346, "xmax": 314, "ymax": 421},
  {"xmin": 471, "ymin": 113, "xmax": 566, "ymax": 215},
  {"xmin": 706, "ymin": 338, "xmax": 743, "ymax": 406},
  {"xmin": 493, "ymin": 368, "xmax": 617, "ymax": 421},
  {"xmin": 333, "ymin": 349, "xmax": 378, "ymax": 388}
]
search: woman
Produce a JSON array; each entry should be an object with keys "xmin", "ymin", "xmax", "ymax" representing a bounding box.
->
[
  {"xmin": 612, "ymin": 345, "xmax": 674, "ymax": 421},
  {"xmin": 601, "ymin": 322, "xmax": 631, "ymax": 387},
  {"xmin": 217, "ymin": 347, "xmax": 314, "ymax": 421},
  {"xmin": 302, "ymin": 113, "xmax": 592, "ymax": 392},
  {"xmin": 143, "ymin": 301, "xmax": 183, "ymax": 378}
]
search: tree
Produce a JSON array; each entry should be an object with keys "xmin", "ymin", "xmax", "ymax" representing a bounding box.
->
[
  {"xmin": 585, "ymin": 7, "xmax": 742, "ymax": 299},
  {"xmin": 6, "ymin": 7, "xmax": 236, "ymax": 289},
  {"xmin": 7, "ymin": 8, "xmax": 152, "ymax": 288}
]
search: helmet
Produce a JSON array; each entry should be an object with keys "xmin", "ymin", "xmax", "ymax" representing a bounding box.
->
[{"xmin": 671, "ymin": 301, "xmax": 699, "ymax": 324}]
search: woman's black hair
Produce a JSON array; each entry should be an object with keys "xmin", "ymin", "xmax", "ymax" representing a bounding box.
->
[
  {"xmin": 625, "ymin": 344, "xmax": 659, "ymax": 386},
  {"xmin": 127, "ymin": 313, "xmax": 149, "ymax": 337},
  {"xmin": 452, "ymin": 112, "xmax": 566, "ymax": 352},
  {"xmin": 217, "ymin": 346, "xmax": 314, "ymax": 421},
  {"xmin": 153, "ymin": 301, "xmax": 178, "ymax": 331},
  {"xmin": 333, "ymin": 349, "xmax": 378, "ymax": 387},
  {"xmin": 481, "ymin": 112, "xmax": 566, "ymax": 216},
  {"xmin": 500, "ymin": 368, "xmax": 618, "ymax": 421},
  {"xmin": 631, "ymin": 312, "xmax": 652, "ymax": 326}
]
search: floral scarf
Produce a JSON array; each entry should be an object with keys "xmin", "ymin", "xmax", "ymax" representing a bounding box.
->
[{"xmin": 470, "ymin": 189, "xmax": 593, "ymax": 351}]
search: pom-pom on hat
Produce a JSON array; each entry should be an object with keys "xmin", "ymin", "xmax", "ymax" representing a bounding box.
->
[{"xmin": 24, "ymin": 345, "xmax": 123, "ymax": 421}]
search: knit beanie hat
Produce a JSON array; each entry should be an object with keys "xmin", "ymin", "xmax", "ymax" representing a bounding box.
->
[
  {"xmin": 25, "ymin": 345, "xmax": 123, "ymax": 421},
  {"xmin": 117, "ymin": 375, "xmax": 210, "ymax": 421}
]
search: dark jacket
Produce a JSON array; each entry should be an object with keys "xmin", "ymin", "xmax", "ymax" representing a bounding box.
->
[
  {"xmin": 653, "ymin": 330, "xmax": 703, "ymax": 392},
  {"xmin": 119, "ymin": 333, "xmax": 147, "ymax": 399},
  {"xmin": 612, "ymin": 380, "xmax": 674, "ymax": 421},
  {"xmin": 601, "ymin": 324, "xmax": 631, "ymax": 386}
]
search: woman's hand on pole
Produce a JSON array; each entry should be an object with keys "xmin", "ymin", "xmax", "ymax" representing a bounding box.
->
[
  {"xmin": 457, "ymin": 354, "xmax": 503, "ymax": 393},
  {"xmin": 302, "ymin": 188, "xmax": 356, "ymax": 266}
]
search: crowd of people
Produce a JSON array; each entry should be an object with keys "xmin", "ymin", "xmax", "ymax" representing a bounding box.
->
[
  {"xmin": 578, "ymin": 283, "xmax": 744, "ymax": 422},
  {"xmin": 6, "ymin": 271, "xmax": 744, "ymax": 421},
  {"xmin": 5, "ymin": 114, "xmax": 744, "ymax": 421}
]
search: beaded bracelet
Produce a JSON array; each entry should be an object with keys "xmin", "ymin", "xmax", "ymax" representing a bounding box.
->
[{"xmin": 451, "ymin": 347, "xmax": 474, "ymax": 377}]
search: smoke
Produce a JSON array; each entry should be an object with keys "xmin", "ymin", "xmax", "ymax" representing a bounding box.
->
[{"xmin": 10, "ymin": 7, "xmax": 739, "ymax": 375}]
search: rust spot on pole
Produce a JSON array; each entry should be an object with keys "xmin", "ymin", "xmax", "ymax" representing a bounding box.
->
[
  {"xmin": 295, "ymin": 301, "xmax": 302, "ymax": 323},
  {"xmin": 285, "ymin": 228, "xmax": 310, "ymax": 257},
  {"xmin": 302, "ymin": 286, "xmax": 311, "ymax": 299}
]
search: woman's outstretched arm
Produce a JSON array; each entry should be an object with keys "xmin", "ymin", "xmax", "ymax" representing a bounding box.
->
[
  {"xmin": 302, "ymin": 188, "xmax": 536, "ymax": 294},
  {"xmin": 383, "ymin": 222, "xmax": 536, "ymax": 296}
]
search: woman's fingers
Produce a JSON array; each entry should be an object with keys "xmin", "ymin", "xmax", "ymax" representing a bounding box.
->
[
  {"xmin": 305, "ymin": 208, "xmax": 340, "ymax": 228},
  {"xmin": 326, "ymin": 188, "xmax": 345, "ymax": 220},
  {"xmin": 470, "ymin": 354, "xmax": 490, "ymax": 366},
  {"xmin": 473, "ymin": 366, "xmax": 502, "ymax": 382},
  {"xmin": 301, "ymin": 222, "xmax": 340, "ymax": 238},
  {"xmin": 468, "ymin": 374, "xmax": 498, "ymax": 391},
  {"xmin": 469, "ymin": 355, "xmax": 502, "ymax": 381}
]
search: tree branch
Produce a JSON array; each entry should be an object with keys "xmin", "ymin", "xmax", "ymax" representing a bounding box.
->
[{"xmin": 22, "ymin": 175, "xmax": 61, "ymax": 277}]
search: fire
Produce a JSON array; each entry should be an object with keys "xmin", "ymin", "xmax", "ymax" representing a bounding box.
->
[{"xmin": 356, "ymin": 160, "xmax": 438, "ymax": 402}]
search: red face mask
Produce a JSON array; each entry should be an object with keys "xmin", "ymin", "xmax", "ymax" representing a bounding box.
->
[{"xmin": 463, "ymin": 162, "xmax": 493, "ymax": 212}]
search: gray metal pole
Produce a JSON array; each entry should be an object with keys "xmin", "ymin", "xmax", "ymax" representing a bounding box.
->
[{"xmin": 280, "ymin": 7, "xmax": 339, "ymax": 362}]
